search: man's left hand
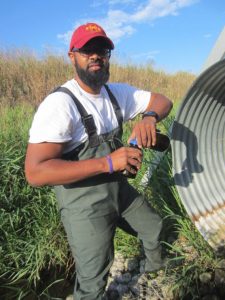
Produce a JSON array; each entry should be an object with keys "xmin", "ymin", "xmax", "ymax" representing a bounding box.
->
[{"xmin": 128, "ymin": 116, "xmax": 157, "ymax": 148}]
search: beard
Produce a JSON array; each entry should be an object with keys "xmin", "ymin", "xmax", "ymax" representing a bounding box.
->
[{"xmin": 74, "ymin": 58, "xmax": 110, "ymax": 90}]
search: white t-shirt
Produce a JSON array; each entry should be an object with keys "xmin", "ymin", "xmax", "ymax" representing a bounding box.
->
[{"xmin": 29, "ymin": 79, "xmax": 151, "ymax": 153}]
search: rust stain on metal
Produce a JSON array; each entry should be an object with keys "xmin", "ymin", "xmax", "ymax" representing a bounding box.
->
[
  {"xmin": 191, "ymin": 202, "xmax": 225, "ymax": 222},
  {"xmin": 171, "ymin": 59, "xmax": 225, "ymax": 251}
]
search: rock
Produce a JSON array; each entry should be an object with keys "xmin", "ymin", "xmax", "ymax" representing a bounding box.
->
[
  {"xmin": 106, "ymin": 276, "xmax": 114, "ymax": 289},
  {"xmin": 116, "ymin": 272, "xmax": 132, "ymax": 284},
  {"xmin": 137, "ymin": 273, "xmax": 149, "ymax": 286},
  {"xmin": 124, "ymin": 257, "xmax": 139, "ymax": 272},
  {"xmin": 105, "ymin": 252, "xmax": 177, "ymax": 299},
  {"xmin": 106, "ymin": 289, "xmax": 120, "ymax": 300},
  {"xmin": 217, "ymin": 258, "xmax": 225, "ymax": 269},
  {"xmin": 121, "ymin": 291, "xmax": 135, "ymax": 299},
  {"xmin": 111, "ymin": 261, "xmax": 125, "ymax": 272},
  {"xmin": 116, "ymin": 283, "xmax": 129, "ymax": 295},
  {"xmin": 214, "ymin": 268, "xmax": 225, "ymax": 285},
  {"xmin": 199, "ymin": 272, "xmax": 212, "ymax": 284},
  {"xmin": 129, "ymin": 283, "xmax": 139, "ymax": 296},
  {"xmin": 115, "ymin": 252, "xmax": 125, "ymax": 263},
  {"xmin": 110, "ymin": 269, "xmax": 122, "ymax": 278},
  {"xmin": 161, "ymin": 283, "xmax": 174, "ymax": 300},
  {"xmin": 107, "ymin": 282, "xmax": 118, "ymax": 292},
  {"xmin": 65, "ymin": 295, "xmax": 73, "ymax": 300}
]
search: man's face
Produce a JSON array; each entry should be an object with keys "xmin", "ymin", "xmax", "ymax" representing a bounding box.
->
[{"xmin": 70, "ymin": 38, "xmax": 111, "ymax": 90}]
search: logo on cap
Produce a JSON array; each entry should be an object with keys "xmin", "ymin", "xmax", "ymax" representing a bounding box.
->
[{"xmin": 85, "ymin": 24, "xmax": 102, "ymax": 33}]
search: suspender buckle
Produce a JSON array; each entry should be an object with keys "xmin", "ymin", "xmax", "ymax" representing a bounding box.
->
[{"xmin": 82, "ymin": 115, "xmax": 97, "ymax": 135}]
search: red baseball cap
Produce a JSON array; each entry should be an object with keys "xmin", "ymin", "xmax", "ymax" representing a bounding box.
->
[{"xmin": 69, "ymin": 23, "xmax": 114, "ymax": 51}]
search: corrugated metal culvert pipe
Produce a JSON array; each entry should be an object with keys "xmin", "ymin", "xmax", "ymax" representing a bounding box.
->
[{"xmin": 171, "ymin": 59, "xmax": 225, "ymax": 253}]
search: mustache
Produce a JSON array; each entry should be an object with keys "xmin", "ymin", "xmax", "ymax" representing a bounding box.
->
[{"xmin": 87, "ymin": 61, "xmax": 104, "ymax": 68}]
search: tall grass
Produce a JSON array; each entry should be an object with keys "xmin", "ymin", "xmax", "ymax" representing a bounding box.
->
[
  {"xmin": 0, "ymin": 49, "xmax": 195, "ymax": 107},
  {"xmin": 1, "ymin": 50, "xmax": 219, "ymax": 299},
  {"xmin": 0, "ymin": 50, "xmax": 72, "ymax": 106},
  {"xmin": 110, "ymin": 63, "xmax": 195, "ymax": 103},
  {"xmin": 0, "ymin": 105, "xmax": 72, "ymax": 299}
]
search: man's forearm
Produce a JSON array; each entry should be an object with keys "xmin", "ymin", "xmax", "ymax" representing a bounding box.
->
[
  {"xmin": 145, "ymin": 93, "xmax": 173, "ymax": 121},
  {"xmin": 25, "ymin": 157, "xmax": 108, "ymax": 187}
]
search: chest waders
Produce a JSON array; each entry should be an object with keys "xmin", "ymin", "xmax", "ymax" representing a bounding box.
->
[{"xmin": 53, "ymin": 85, "xmax": 164, "ymax": 300}]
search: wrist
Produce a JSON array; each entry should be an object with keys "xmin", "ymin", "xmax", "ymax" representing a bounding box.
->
[
  {"xmin": 105, "ymin": 155, "xmax": 114, "ymax": 174},
  {"xmin": 142, "ymin": 111, "xmax": 159, "ymax": 121}
]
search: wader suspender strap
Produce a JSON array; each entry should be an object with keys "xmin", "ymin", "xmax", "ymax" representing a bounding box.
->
[
  {"xmin": 104, "ymin": 84, "xmax": 123, "ymax": 129},
  {"xmin": 52, "ymin": 85, "xmax": 123, "ymax": 147}
]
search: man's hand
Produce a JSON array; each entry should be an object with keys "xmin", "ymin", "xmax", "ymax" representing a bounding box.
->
[
  {"xmin": 110, "ymin": 146, "xmax": 143, "ymax": 176},
  {"xmin": 127, "ymin": 92, "xmax": 173, "ymax": 148},
  {"xmin": 128, "ymin": 116, "xmax": 157, "ymax": 148}
]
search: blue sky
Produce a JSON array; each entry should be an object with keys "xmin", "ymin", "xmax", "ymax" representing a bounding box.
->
[{"xmin": 0, "ymin": 0, "xmax": 224, "ymax": 74}]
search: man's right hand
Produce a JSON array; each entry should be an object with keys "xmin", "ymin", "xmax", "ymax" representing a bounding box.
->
[{"xmin": 109, "ymin": 147, "xmax": 143, "ymax": 176}]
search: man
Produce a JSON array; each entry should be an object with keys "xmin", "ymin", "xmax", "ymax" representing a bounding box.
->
[{"xmin": 25, "ymin": 22, "xmax": 173, "ymax": 300}]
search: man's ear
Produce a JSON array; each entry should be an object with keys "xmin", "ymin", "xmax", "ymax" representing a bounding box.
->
[{"xmin": 68, "ymin": 52, "xmax": 75, "ymax": 63}]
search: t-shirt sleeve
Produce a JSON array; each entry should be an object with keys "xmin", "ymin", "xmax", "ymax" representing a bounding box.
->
[
  {"xmin": 29, "ymin": 93, "xmax": 77, "ymax": 143},
  {"xmin": 107, "ymin": 83, "xmax": 151, "ymax": 121}
]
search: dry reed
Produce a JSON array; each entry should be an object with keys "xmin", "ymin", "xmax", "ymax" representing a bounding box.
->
[{"xmin": 0, "ymin": 49, "xmax": 195, "ymax": 108}]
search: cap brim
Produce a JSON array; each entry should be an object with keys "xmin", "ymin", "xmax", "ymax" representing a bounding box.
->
[{"xmin": 74, "ymin": 34, "xmax": 114, "ymax": 50}]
